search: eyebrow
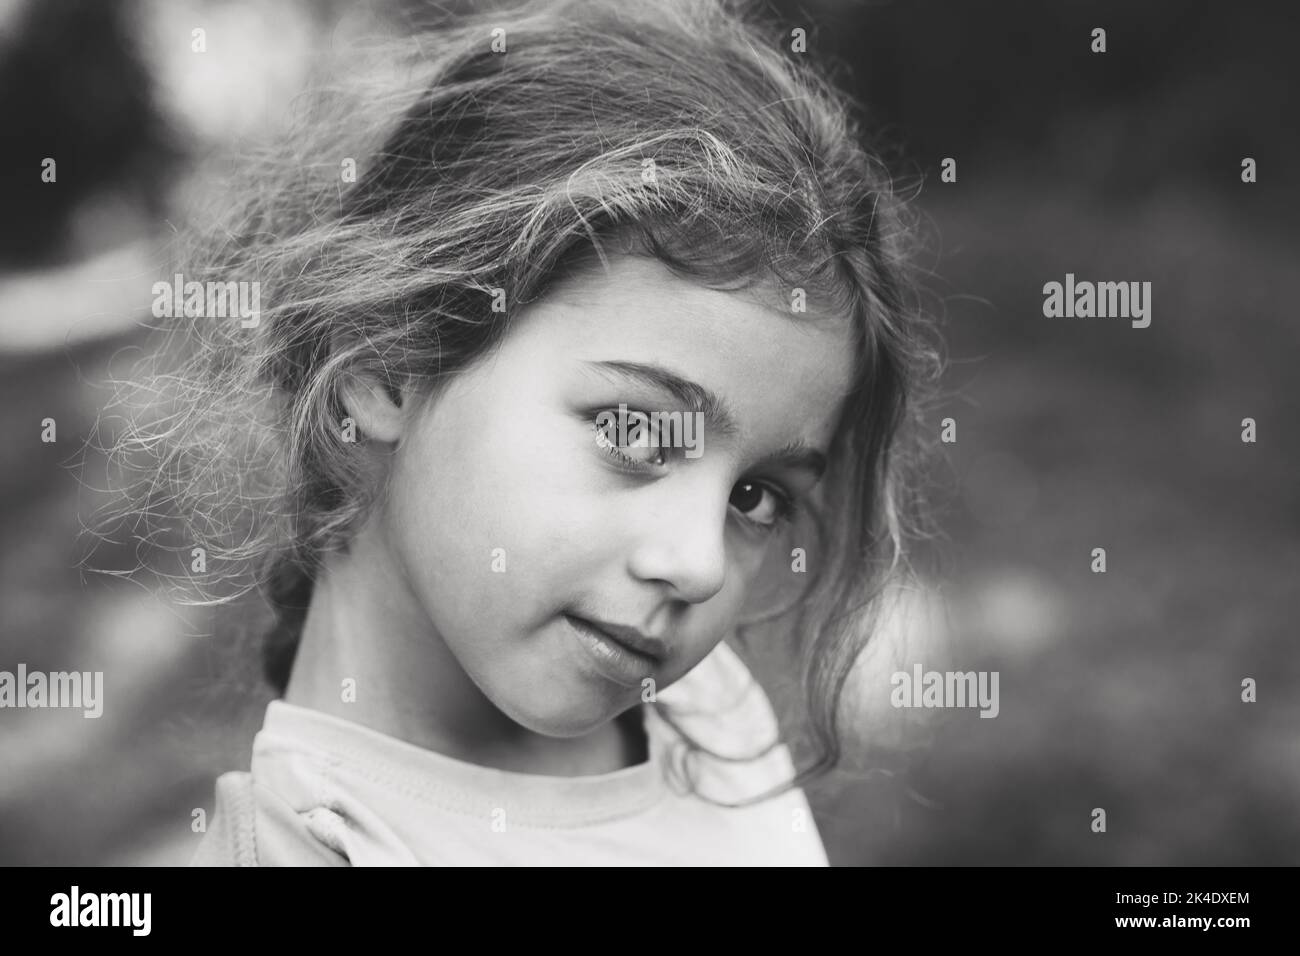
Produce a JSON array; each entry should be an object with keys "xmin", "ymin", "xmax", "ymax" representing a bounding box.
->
[
  {"xmin": 582, "ymin": 360, "xmax": 738, "ymax": 439},
  {"xmin": 753, "ymin": 440, "xmax": 828, "ymax": 481},
  {"xmin": 580, "ymin": 360, "xmax": 829, "ymax": 479}
]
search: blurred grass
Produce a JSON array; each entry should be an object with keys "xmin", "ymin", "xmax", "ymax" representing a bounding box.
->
[{"xmin": 805, "ymin": 174, "xmax": 1300, "ymax": 865}]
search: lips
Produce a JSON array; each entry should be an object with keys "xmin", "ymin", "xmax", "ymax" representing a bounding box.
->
[
  {"xmin": 562, "ymin": 614, "xmax": 667, "ymax": 687},
  {"xmin": 569, "ymin": 615, "xmax": 669, "ymax": 663}
]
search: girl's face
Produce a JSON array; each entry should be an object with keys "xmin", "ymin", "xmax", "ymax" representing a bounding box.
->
[{"xmin": 380, "ymin": 254, "xmax": 856, "ymax": 737}]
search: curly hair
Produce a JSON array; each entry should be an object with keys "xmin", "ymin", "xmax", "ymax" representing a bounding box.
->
[{"xmin": 97, "ymin": 0, "xmax": 943, "ymax": 800}]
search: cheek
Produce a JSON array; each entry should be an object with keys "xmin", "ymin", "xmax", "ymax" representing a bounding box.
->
[
  {"xmin": 667, "ymin": 552, "xmax": 754, "ymax": 661},
  {"xmin": 386, "ymin": 380, "xmax": 595, "ymax": 621}
]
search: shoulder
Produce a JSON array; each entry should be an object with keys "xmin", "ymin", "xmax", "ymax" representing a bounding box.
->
[
  {"xmin": 190, "ymin": 773, "xmax": 256, "ymax": 866},
  {"xmin": 190, "ymin": 771, "xmax": 349, "ymax": 867}
]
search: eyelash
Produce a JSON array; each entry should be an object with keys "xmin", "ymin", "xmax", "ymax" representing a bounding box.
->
[{"xmin": 590, "ymin": 414, "xmax": 799, "ymax": 534}]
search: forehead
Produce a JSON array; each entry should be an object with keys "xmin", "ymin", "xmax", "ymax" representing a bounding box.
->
[{"xmin": 514, "ymin": 254, "xmax": 858, "ymax": 450}]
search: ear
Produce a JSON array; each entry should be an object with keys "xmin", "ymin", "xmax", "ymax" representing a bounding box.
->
[{"xmin": 338, "ymin": 369, "xmax": 405, "ymax": 443}]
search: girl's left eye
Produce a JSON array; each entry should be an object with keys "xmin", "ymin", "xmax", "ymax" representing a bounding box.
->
[{"xmin": 729, "ymin": 480, "xmax": 794, "ymax": 530}]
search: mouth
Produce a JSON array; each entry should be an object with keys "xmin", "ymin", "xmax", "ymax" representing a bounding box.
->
[{"xmin": 562, "ymin": 614, "xmax": 665, "ymax": 688}]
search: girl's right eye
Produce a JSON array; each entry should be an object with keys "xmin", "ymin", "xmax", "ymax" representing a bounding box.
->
[{"xmin": 592, "ymin": 410, "xmax": 668, "ymax": 470}]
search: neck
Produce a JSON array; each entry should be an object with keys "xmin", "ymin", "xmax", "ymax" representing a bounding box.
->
[{"xmin": 281, "ymin": 521, "xmax": 646, "ymax": 776}]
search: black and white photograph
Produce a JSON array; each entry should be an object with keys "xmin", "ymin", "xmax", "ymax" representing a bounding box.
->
[{"xmin": 0, "ymin": 0, "xmax": 1294, "ymax": 919}]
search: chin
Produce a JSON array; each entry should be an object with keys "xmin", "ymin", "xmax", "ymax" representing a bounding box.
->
[{"xmin": 494, "ymin": 682, "xmax": 628, "ymax": 739}]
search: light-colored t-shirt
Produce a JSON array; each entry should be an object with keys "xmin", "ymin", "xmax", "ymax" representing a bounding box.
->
[{"xmin": 192, "ymin": 641, "xmax": 828, "ymax": 866}]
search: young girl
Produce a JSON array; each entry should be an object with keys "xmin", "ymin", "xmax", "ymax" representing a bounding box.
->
[{"xmin": 116, "ymin": 0, "xmax": 938, "ymax": 865}]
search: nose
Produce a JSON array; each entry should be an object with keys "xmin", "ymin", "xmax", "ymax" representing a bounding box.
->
[{"xmin": 625, "ymin": 474, "xmax": 729, "ymax": 604}]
